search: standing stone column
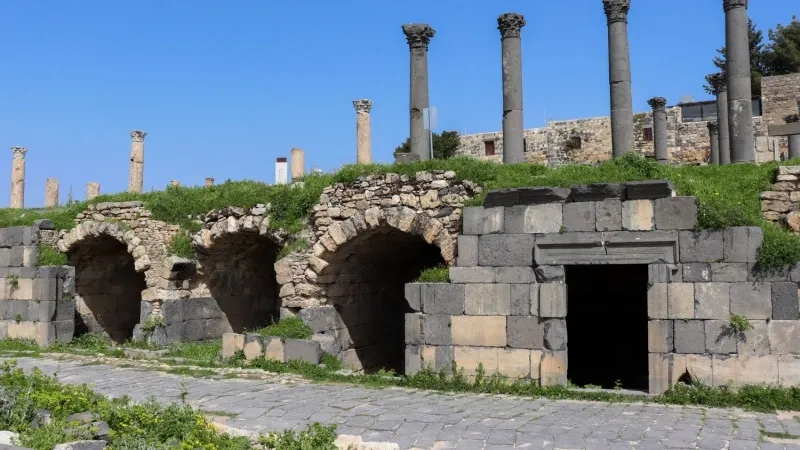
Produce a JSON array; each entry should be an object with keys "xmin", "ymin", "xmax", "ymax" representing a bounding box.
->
[
  {"xmin": 497, "ymin": 13, "xmax": 527, "ymax": 164},
  {"xmin": 290, "ymin": 148, "xmax": 305, "ymax": 180},
  {"xmin": 9, "ymin": 146, "xmax": 26, "ymax": 209},
  {"xmin": 647, "ymin": 97, "xmax": 668, "ymax": 164},
  {"xmin": 708, "ymin": 73, "xmax": 732, "ymax": 165},
  {"xmin": 205, "ymin": 177, "xmax": 215, "ymax": 187},
  {"xmin": 708, "ymin": 121, "xmax": 721, "ymax": 165},
  {"xmin": 129, "ymin": 130, "xmax": 146, "ymax": 193},
  {"xmin": 603, "ymin": 0, "xmax": 634, "ymax": 158},
  {"xmin": 86, "ymin": 182, "xmax": 100, "ymax": 200},
  {"xmin": 353, "ymin": 99, "xmax": 373, "ymax": 164},
  {"xmin": 169, "ymin": 180, "xmax": 180, "ymax": 187},
  {"xmin": 787, "ymin": 114, "xmax": 800, "ymax": 160},
  {"xmin": 402, "ymin": 23, "xmax": 435, "ymax": 161},
  {"xmin": 44, "ymin": 178, "xmax": 59, "ymax": 208},
  {"xmin": 723, "ymin": 0, "xmax": 755, "ymax": 163}
]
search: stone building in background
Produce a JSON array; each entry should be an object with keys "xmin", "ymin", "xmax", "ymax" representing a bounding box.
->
[{"xmin": 458, "ymin": 73, "xmax": 800, "ymax": 166}]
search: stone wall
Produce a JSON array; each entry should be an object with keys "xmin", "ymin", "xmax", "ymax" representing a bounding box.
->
[
  {"xmin": 403, "ymin": 183, "xmax": 800, "ymax": 393},
  {"xmin": 762, "ymin": 73, "xmax": 800, "ymax": 157},
  {"xmin": 761, "ymin": 166, "xmax": 800, "ymax": 230}
]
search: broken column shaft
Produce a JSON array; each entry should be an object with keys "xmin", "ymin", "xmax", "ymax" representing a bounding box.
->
[
  {"xmin": 86, "ymin": 182, "xmax": 100, "ymax": 200},
  {"xmin": 129, "ymin": 130, "xmax": 146, "ymax": 193},
  {"xmin": 498, "ymin": 13, "xmax": 527, "ymax": 164},
  {"xmin": 603, "ymin": 0, "xmax": 634, "ymax": 158},
  {"xmin": 723, "ymin": 0, "xmax": 755, "ymax": 163},
  {"xmin": 708, "ymin": 73, "xmax": 732, "ymax": 165},
  {"xmin": 402, "ymin": 23, "xmax": 435, "ymax": 161},
  {"xmin": 353, "ymin": 99, "xmax": 373, "ymax": 164},
  {"xmin": 10, "ymin": 147, "xmax": 26, "ymax": 209},
  {"xmin": 647, "ymin": 97, "xmax": 668, "ymax": 164},
  {"xmin": 45, "ymin": 178, "xmax": 59, "ymax": 208},
  {"xmin": 708, "ymin": 121, "xmax": 720, "ymax": 165}
]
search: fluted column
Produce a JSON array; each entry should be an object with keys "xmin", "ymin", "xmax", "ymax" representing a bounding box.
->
[
  {"xmin": 10, "ymin": 147, "xmax": 26, "ymax": 209},
  {"xmin": 45, "ymin": 178, "xmax": 59, "ymax": 208},
  {"xmin": 497, "ymin": 13, "xmax": 527, "ymax": 164},
  {"xmin": 723, "ymin": 0, "xmax": 755, "ymax": 163},
  {"xmin": 707, "ymin": 73, "xmax": 732, "ymax": 165},
  {"xmin": 402, "ymin": 23, "xmax": 435, "ymax": 161},
  {"xmin": 353, "ymin": 99, "xmax": 373, "ymax": 164},
  {"xmin": 603, "ymin": 0, "xmax": 634, "ymax": 158},
  {"xmin": 787, "ymin": 114, "xmax": 800, "ymax": 160},
  {"xmin": 708, "ymin": 121, "xmax": 720, "ymax": 165},
  {"xmin": 129, "ymin": 130, "xmax": 146, "ymax": 193},
  {"xmin": 86, "ymin": 182, "xmax": 100, "ymax": 200},
  {"xmin": 647, "ymin": 97, "xmax": 668, "ymax": 164}
]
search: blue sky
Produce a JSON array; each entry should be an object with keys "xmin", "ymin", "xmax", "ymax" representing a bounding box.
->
[{"xmin": 0, "ymin": 1, "xmax": 794, "ymax": 207}]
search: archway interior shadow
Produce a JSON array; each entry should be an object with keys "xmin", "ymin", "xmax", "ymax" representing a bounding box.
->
[
  {"xmin": 324, "ymin": 226, "xmax": 444, "ymax": 374},
  {"xmin": 196, "ymin": 233, "xmax": 279, "ymax": 333},
  {"xmin": 68, "ymin": 235, "xmax": 145, "ymax": 343}
]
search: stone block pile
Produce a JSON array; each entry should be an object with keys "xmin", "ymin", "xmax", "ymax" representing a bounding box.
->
[
  {"xmin": 221, "ymin": 332, "xmax": 324, "ymax": 365},
  {"xmin": 762, "ymin": 166, "xmax": 800, "ymax": 231}
]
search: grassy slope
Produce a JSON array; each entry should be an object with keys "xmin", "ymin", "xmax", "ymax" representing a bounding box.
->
[{"xmin": 2, "ymin": 155, "xmax": 799, "ymax": 269}]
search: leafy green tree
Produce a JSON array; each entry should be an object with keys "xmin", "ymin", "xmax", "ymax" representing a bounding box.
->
[
  {"xmin": 764, "ymin": 15, "xmax": 800, "ymax": 74},
  {"xmin": 703, "ymin": 19, "xmax": 768, "ymax": 96},
  {"xmin": 394, "ymin": 130, "xmax": 461, "ymax": 159}
]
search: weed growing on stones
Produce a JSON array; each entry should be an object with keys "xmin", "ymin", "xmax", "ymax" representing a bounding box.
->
[
  {"xmin": 166, "ymin": 233, "xmax": 195, "ymax": 259},
  {"xmin": 729, "ymin": 314, "xmax": 753, "ymax": 334},
  {"xmin": 415, "ymin": 265, "xmax": 450, "ymax": 282},
  {"xmin": 249, "ymin": 317, "xmax": 313, "ymax": 340},
  {"xmin": 34, "ymin": 245, "xmax": 67, "ymax": 266},
  {"xmin": 276, "ymin": 238, "xmax": 309, "ymax": 260}
]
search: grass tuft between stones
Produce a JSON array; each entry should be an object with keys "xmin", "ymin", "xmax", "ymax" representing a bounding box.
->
[{"xmin": 415, "ymin": 265, "xmax": 450, "ymax": 283}]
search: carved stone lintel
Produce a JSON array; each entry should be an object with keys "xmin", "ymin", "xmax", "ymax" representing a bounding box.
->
[
  {"xmin": 131, "ymin": 130, "xmax": 147, "ymax": 142},
  {"xmin": 498, "ymin": 13, "xmax": 526, "ymax": 39},
  {"xmin": 602, "ymin": 0, "xmax": 631, "ymax": 24},
  {"xmin": 648, "ymin": 97, "xmax": 667, "ymax": 111},
  {"xmin": 11, "ymin": 146, "xmax": 27, "ymax": 158},
  {"xmin": 707, "ymin": 121, "xmax": 719, "ymax": 133},
  {"xmin": 723, "ymin": 0, "xmax": 748, "ymax": 12},
  {"xmin": 353, "ymin": 99, "xmax": 373, "ymax": 114},
  {"xmin": 706, "ymin": 72, "xmax": 727, "ymax": 94},
  {"xmin": 402, "ymin": 24, "xmax": 436, "ymax": 49}
]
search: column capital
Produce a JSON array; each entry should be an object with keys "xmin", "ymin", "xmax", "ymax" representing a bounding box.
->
[
  {"xmin": 497, "ymin": 13, "xmax": 526, "ymax": 39},
  {"xmin": 647, "ymin": 97, "xmax": 667, "ymax": 111},
  {"xmin": 353, "ymin": 99, "xmax": 373, "ymax": 113},
  {"xmin": 786, "ymin": 114, "xmax": 800, "ymax": 124},
  {"xmin": 603, "ymin": 0, "xmax": 631, "ymax": 24},
  {"xmin": 130, "ymin": 130, "xmax": 147, "ymax": 142},
  {"xmin": 11, "ymin": 146, "xmax": 27, "ymax": 158},
  {"xmin": 723, "ymin": 0, "xmax": 747, "ymax": 12},
  {"xmin": 402, "ymin": 24, "xmax": 435, "ymax": 50},
  {"xmin": 706, "ymin": 72, "xmax": 727, "ymax": 94},
  {"xmin": 707, "ymin": 121, "xmax": 719, "ymax": 132}
]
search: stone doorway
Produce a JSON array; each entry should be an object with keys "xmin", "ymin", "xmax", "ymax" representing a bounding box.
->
[{"xmin": 565, "ymin": 264, "xmax": 649, "ymax": 390}]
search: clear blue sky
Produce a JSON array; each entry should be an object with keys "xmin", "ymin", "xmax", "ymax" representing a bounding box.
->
[{"xmin": 0, "ymin": 0, "xmax": 794, "ymax": 207}]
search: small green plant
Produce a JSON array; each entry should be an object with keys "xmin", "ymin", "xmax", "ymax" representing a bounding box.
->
[
  {"xmin": 251, "ymin": 317, "xmax": 313, "ymax": 340},
  {"xmin": 14, "ymin": 314, "xmax": 22, "ymax": 324},
  {"xmin": 179, "ymin": 381, "xmax": 189, "ymax": 403},
  {"xmin": 729, "ymin": 314, "xmax": 752, "ymax": 334},
  {"xmin": 559, "ymin": 225, "xmax": 568, "ymax": 234},
  {"xmin": 6, "ymin": 274, "xmax": 19, "ymax": 293},
  {"xmin": 166, "ymin": 234, "xmax": 195, "ymax": 259},
  {"xmin": 276, "ymin": 238, "xmax": 310, "ymax": 260},
  {"xmin": 140, "ymin": 315, "xmax": 165, "ymax": 333},
  {"xmin": 259, "ymin": 422, "xmax": 337, "ymax": 450},
  {"xmin": 105, "ymin": 218, "xmax": 131, "ymax": 231},
  {"xmin": 35, "ymin": 245, "xmax": 67, "ymax": 266},
  {"xmin": 614, "ymin": 379, "xmax": 623, "ymax": 390},
  {"xmin": 415, "ymin": 265, "xmax": 450, "ymax": 283}
]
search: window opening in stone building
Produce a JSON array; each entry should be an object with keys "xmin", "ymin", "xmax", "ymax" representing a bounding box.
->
[
  {"xmin": 565, "ymin": 264, "xmax": 649, "ymax": 391},
  {"xmin": 643, "ymin": 127, "xmax": 654, "ymax": 142},
  {"xmin": 320, "ymin": 226, "xmax": 444, "ymax": 374},
  {"xmin": 68, "ymin": 235, "xmax": 146, "ymax": 343},
  {"xmin": 568, "ymin": 136, "xmax": 582, "ymax": 150},
  {"xmin": 484, "ymin": 140, "xmax": 495, "ymax": 156}
]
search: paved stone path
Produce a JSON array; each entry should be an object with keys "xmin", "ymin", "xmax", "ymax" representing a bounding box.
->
[{"xmin": 6, "ymin": 357, "xmax": 800, "ymax": 450}]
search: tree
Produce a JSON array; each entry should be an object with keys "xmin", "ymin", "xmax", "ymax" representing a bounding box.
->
[
  {"xmin": 764, "ymin": 15, "xmax": 800, "ymax": 75},
  {"xmin": 704, "ymin": 19, "xmax": 768, "ymax": 96},
  {"xmin": 394, "ymin": 130, "xmax": 461, "ymax": 159}
]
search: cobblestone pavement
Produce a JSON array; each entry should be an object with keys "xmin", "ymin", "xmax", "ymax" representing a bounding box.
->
[{"xmin": 7, "ymin": 357, "xmax": 800, "ymax": 450}]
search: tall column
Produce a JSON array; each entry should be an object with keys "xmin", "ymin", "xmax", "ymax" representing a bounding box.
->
[
  {"xmin": 86, "ymin": 182, "xmax": 100, "ymax": 200},
  {"xmin": 647, "ymin": 97, "xmax": 668, "ymax": 164},
  {"xmin": 9, "ymin": 147, "xmax": 26, "ymax": 209},
  {"xmin": 723, "ymin": 0, "xmax": 755, "ymax": 163},
  {"xmin": 169, "ymin": 180, "xmax": 180, "ymax": 187},
  {"xmin": 708, "ymin": 73, "xmax": 732, "ymax": 165},
  {"xmin": 353, "ymin": 99, "xmax": 373, "ymax": 164},
  {"xmin": 129, "ymin": 130, "xmax": 146, "ymax": 193},
  {"xmin": 205, "ymin": 177, "xmax": 215, "ymax": 187},
  {"xmin": 708, "ymin": 121, "xmax": 721, "ymax": 165},
  {"xmin": 44, "ymin": 178, "xmax": 59, "ymax": 208},
  {"xmin": 498, "ymin": 13, "xmax": 527, "ymax": 164},
  {"xmin": 603, "ymin": 0, "xmax": 635, "ymax": 158},
  {"xmin": 787, "ymin": 114, "xmax": 800, "ymax": 160},
  {"xmin": 402, "ymin": 23, "xmax": 435, "ymax": 161},
  {"xmin": 290, "ymin": 148, "xmax": 305, "ymax": 180}
]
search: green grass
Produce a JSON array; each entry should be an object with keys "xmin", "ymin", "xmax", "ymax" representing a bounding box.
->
[
  {"xmin": 35, "ymin": 245, "xmax": 67, "ymax": 267},
  {"xmin": 276, "ymin": 238, "xmax": 310, "ymax": 259},
  {"xmin": 415, "ymin": 265, "xmax": 450, "ymax": 283},
  {"xmin": 249, "ymin": 317, "xmax": 313, "ymax": 340},
  {"xmin": 166, "ymin": 233, "xmax": 195, "ymax": 259}
]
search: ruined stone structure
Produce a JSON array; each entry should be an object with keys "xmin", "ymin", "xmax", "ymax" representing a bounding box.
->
[
  {"xmin": 45, "ymin": 178, "xmax": 59, "ymax": 208},
  {"xmin": 128, "ymin": 130, "xmax": 146, "ymax": 193},
  {"xmin": 708, "ymin": 121, "xmax": 720, "ymax": 165},
  {"xmin": 724, "ymin": 0, "xmax": 755, "ymax": 163},
  {"xmin": 353, "ymin": 99, "xmax": 373, "ymax": 164},
  {"xmin": 291, "ymin": 148, "xmax": 305, "ymax": 180},
  {"xmin": 402, "ymin": 24, "xmax": 435, "ymax": 161},
  {"xmin": 205, "ymin": 177, "xmax": 215, "ymax": 187},
  {"xmin": 709, "ymin": 73, "xmax": 732, "ymax": 165},
  {"xmin": 86, "ymin": 182, "xmax": 100, "ymax": 201},
  {"xmin": 603, "ymin": 0, "xmax": 634, "ymax": 158},
  {"xmin": 10, "ymin": 147, "xmax": 26, "ymax": 209},
  {"xmin": 787, "ymin": 115, "xmax": 800, "ymax": 159},
  {"xmin": 497, "ymin": 13, "xmax": 526, "ymax": 164},
  {"xmin": 648, "ymin": 97, "xmax": 668, "ymax": 163},
  {"xmin": 762, "ymin": 166, "xmax": 800, "ymax": 231}
]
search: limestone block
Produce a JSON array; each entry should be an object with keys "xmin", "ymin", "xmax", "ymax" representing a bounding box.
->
[
  {"xmin": 405, "ymin": 313, "xmax": 422, "ymax": 345},
  {"xmin": 562, "ymin": 202, "xmax": 596, "ymax": 232},
  {"xmin": 421, "ymin": 345, "xmax": 436, "ymax": 370},
  {"xmin": 747, "ymin": 264, "xmax": 791, "ymax": 282},
  {"xmin": 510, "ymin": 284, "xmax": 531, "ymax": 316},
  {"xmin": 222, "ymin": 333, "xmax": 245, "ymax": 359},
  {"xmin": 478, "ymin": 234, "xmax": 534, "ymax": 267},
  {"xmin": 649, "ymin": 353, "xmax": 670, "ymax": 394},
  {"xmin": 435, "ymin": 345, "xmax": 454, "ymax": 373},
  {"xmin": 679, "ymin": 230, "xmax": 724, "ymax": 263},
  {"xmin": 542, "ymin": 319, "xmax": 567, "ymax": 351},
  {"xmin": 667, "ymin": 283, "xmax": 694, "ymax": 319},
  {"xmin": 451, "ymin": 316, "xmax": 506, "ymax": 347},
  {"xmin": 778, "ymin": 355, "xmax": 800, "ymax": 386},
  {"xmin": 465, "ymin": 284, "xmax": 510, "ymax": 315},
  {"xmin": 648, "ymin": 320, "xmax": 673, "ymax": 353},
  {"xmin": 243, "ymin": 334, "xmax": 264, "ymax": 361},
  {"xmin": 497, "ymin": 348, "xmax": 532, "ymax": 379},
  {"xmin": 771, "ymin": 282, "xmax": 799, "ymax": 320},
  {"xmin": 456, "ymin": 235, "xmax": 478, "ymax": 267},
  {"xmin": 622, "ymin": 200, "xmax": 654, "ymax": 231},
  {"xmin": 283, "ymin": 339, "xmax": 322, "ymax": 364},
  {"xmin": 671, "ymin": 354, "xmax": 712, "ymax": 386},
  {"xmin": 713, "ymin": 355, "xmax": 779, "ymax": 387},
  {"xmin": 710, "ymin": 263, "xmax": 748, "ymax": 282},
  {"xmin": 421, "ymin": 314, "xmax": 452, "ymax": 346},
  {"xmin": 506, "ymin": 316, "xmax": 544, "ymax": 349},
  {"xmin": 647, "ymin": 283, "xmax": 668, "ymax": 319},
  {"xmin": 454, "ymin": 346, "xmax": 498, "ymax": 377},
  {"xmin": 483, "ymin": 189, "xmax": 519, "ymax": 207},
  {"xmin": 311, "ymin": 334, "xmax": 337, "ymax": 355},
  {"xmin": 625, "ymin": 180, "xmax": 676, "ymax": 200},
  {"xmin": 1, "ymin": 227, "xmax": 25, "ymax": 247},
  {"xmin": 539, "ymin": 283, "xmax": 566, "ymax": 318},
  {"xmin": 258, "ymin": 336, "xmax": 282, "ymax": 362},
  {"xmin": 570, "ymin": 184, "xmax": 625, "ymax": 202},
  {"xmin": 504, "ymin": 204, "xmax": 563, "ymax": 234},
  {"xmin": 421, "ymin": 284, "xmax": 465, "ymax": 315},
  {"xmin": 530, "ymin": 284, "xmax": 540, "ymax": 315},
  {"xmin": 738, "ymin": 320, "xmax": 768, "ymax": 356},
  {"xmin": 34, "ymin": 322, "xmax": 55, "ymax": 347},
  {"xmin": 723, "ymin": 227, "xmax": 763, "ymax": 263},
  {"xmin": 449, "ymin": 267, "xmax": 495, "ymax": 284},
  {"xmin": 730, "ymin": 282, "xmax": 771, "ymax": 319},
  {"xmin": 28, "ymin": 300, "xmax": 55, "ymax": 323},
  {"xmin": 405, "ymin": 345, "xmax": 422, "ymax": 376},
  {"xmin": 704, "ymin": 320, "xmax": 737, "ymax": 354},
  {"xmin": 405, "ymin": 284, "xmax": 421, "ymax": 312},
  {"xmin": 534, "ymin": 266, "xmax": 565, "ymax": 283},
  {"xmin": 540, "ymin": 351, "xmax": 567, "ymax": 386},
  {"xmin": 674, "ymin": 320, "xmax": 704, "ymax": 354},
  {"xmin": 648, "ymin": 264, "xmax": 677, "ymax": 283},
  {"xmin": 595, "ymin": 199, "xmax": 622, "ymax": 231},
  {"xmin": 654, "ymin": 197, "xmax": 697, "ymax": 230},
  {"xmin": 0, "ymin": 249, "xmax": 9, "ymax": 267},
  {"xmin": 495, "ymin": 266, "xmax": 535, "ymax": 284},
  {"xmin": 462, "ymin": 207, "xmax": 504, "ymax": 235},
  {"xmin": 768, "ymin": 320, "xmax": 800, "ymax": 354},
  {"xmin": 517, "ymin": 187, "xmax": 570, "ymax": 205},
  {"xmin": 53, "ymin": 319, "xmax": 74, "ymax": 343},
  {"xmin": 694, "ymin": 283, "xmax": 730, "ymax": 319},
  {"xmin": 682, "ymin": 263, "xmax": 711, "ymax": 283}
]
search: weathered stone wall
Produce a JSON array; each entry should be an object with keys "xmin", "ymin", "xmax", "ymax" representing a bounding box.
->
[
  {"xmin": 761, "ymin": 166, "xmax": 800, "ymax": 230},
  {"xmin": 762, "ymin": 73, "xmax": 800, "ymax": 157},
  {"xmin": 404, "ymin": 183, "xmax": 800, "ymax": 393}
]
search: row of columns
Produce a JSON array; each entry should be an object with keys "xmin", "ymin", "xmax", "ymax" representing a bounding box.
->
[{"xmin": 8, "ymin": 146, "xmax": 101, "ymax": 209}]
